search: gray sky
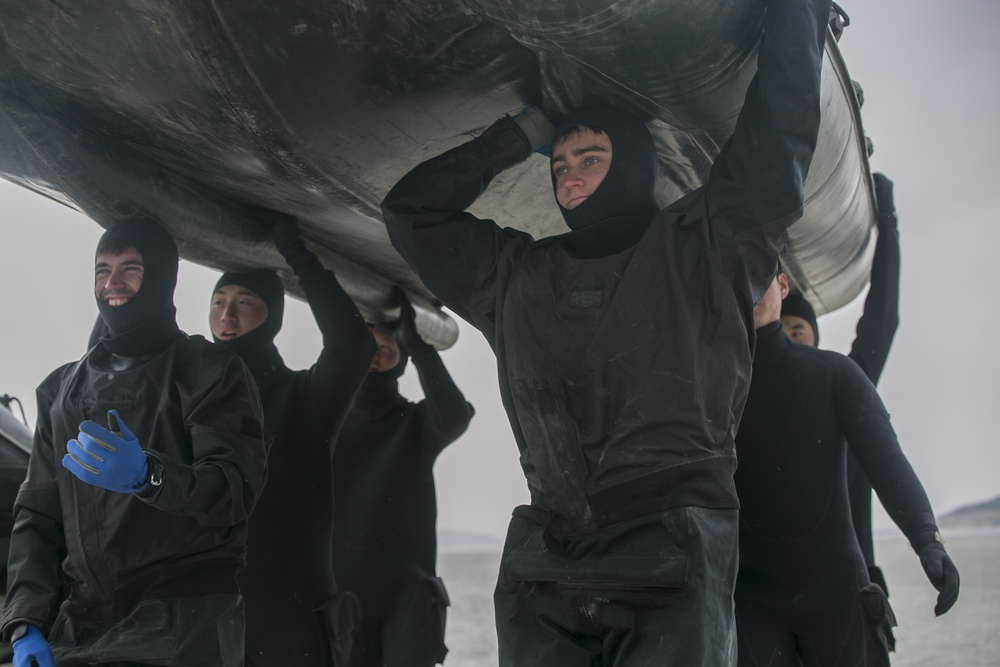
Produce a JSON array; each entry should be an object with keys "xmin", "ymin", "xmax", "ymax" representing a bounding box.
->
[{"xmin": 2, "ymin": 0, "xmax": 999, "ymax": 542}]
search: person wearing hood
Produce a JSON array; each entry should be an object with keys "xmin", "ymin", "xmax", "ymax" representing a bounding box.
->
[
  {"xmin": 2, "ymin": 218, "xmax": 268, "ymax": 667},
  {"xmin": 381, "ymin": 0, "xmax": 832, "ymax": 662},
  {"xmin": 781, "ymin": 173, "xmax": 901, "ymax": 609},
  {"xmin": 734, "ymin": 271, "xmax": 958, "ymax": 666},
  {"xmin": 209, "ymin": 212, "xmax": 376, "ymax": 667},
  {"xmin": 332, "ymin": 287, "xmax": 474, "ymax": 667}
]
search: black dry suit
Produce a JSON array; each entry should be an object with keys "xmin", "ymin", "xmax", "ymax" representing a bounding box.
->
[
  {"xmin": 734, "ymin": 322, "xmax": 935, "ymax": 667},
  {"xmin": 215, "ymin": 256, "xmax": 374, "ymax": 667},
  {"xmin": 1, "ymin": 219, "xmax": 268, "ymax": 666},
  {"xmin": 333, "ymin": 339, "xmax": 473, "ymax": 667},
  {"xmin": 382, "ymin": 0, "xmax": 832, "ymax": 661}
]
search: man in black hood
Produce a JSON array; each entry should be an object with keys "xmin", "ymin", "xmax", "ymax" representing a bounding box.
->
[
  {"xmin": 781, "ymin": 173, "xmax": 901, "ymax": 604},
  {"xmin": 2, "ymin": 218, "xmax": 268, "ymax": 667},
  {"xmin": 734, "ymin": 270, "xmax": 958, "ymax": 666},
  {"xmin": 333, "ymin": 288, "xmax": 474, "ymax": 667},
  {"xmin": 209, "ymin": 213, "xmax": 375, "ymax": 667},
  {"xmin": 381, "ymin": 0, "xmax": 833, "ymax": 662}
]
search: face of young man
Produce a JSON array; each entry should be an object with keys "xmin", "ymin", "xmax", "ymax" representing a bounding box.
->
[
  {"xmin": 95, "ymin": 247, "xmax": 144, "ymax": 307},
  {"xmin": 368, "ymin": 328, "xmax": 401, "ymax": 373},
  {"xmin": 781, "ymin": 315, "xmax": 817, "ymax": 346},
  {"xmin": 210, "ymin": 285, "xmax": 269, "ymax": 340},
  {"xmin": 551, "ymin": 129, "xmax": 613, "ymax": 211}
]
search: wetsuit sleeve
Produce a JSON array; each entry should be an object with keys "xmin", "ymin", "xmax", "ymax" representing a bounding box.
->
[
  {"xmin": 1, "ymin": 370, "xmax": 70, "ymax": 636},
  {"xmin": 848, "ymin": 191, "xmax": 900, "ymax": 385},
  {"xmin": 381, "ymin": 117, "xmax": 535, "ymax": 336},
  {"xmin": 833, "ymin": 359, "xmax": 938, "ymax": 542},
  {"xmin": 136, "ymin": 355, "xmax": 268, "ymax": 527},
  {"xmin": 296, "ymin": 263, "xmax": 377, "ymax": 429},
  {"xmin": 706, "ymin": 0, "xmax": 831, "ymax": 288},
  {"xmin": 410, "ymin": 347, "xmax": 475, "ymax": 456}
]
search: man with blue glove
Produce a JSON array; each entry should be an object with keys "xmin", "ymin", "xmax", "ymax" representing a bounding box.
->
[{"xmin": 1, "ymin": 219, "xmax": 268, "ymax": 666}]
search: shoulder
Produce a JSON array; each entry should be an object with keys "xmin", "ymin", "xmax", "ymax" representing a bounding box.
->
[{"xmin": 37, "ymin": 359, "xmax": 82, "ymax": 398}]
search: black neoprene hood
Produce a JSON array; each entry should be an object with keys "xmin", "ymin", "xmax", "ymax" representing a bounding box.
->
[
  {"xmin": 550, "ymin": 105, "xmax": 660, "ymax": 230},
  {"xmin": 95, "ymin": 219, "xmax": 178, "ymax": 337},
  {"xmin": 212, "ymin": 269, "xmax": 285, "ymax": 356}
]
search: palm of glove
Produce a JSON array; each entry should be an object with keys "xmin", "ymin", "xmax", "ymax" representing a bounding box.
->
[
  {"xmin": 387, "ymin": 286, "xmax": 430, "ymax": 353},
  {"xmin": 12, "ymin": 624, "xmax": 55, "ymax": 667},
  {"xmin": 63, "ymin": 410, "xmax": 148, "ymax": 493},
  {"xmin": 872, "ymin": 172, "xmax": 896, "ymax": 226},
  {"xmin": 917, "ymin": 542, "xmax": 960, "ymax": 616}
]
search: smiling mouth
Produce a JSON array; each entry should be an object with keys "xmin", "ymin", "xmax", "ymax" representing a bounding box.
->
[{"xmin": 105, "ymin": 296, "xmax": 131, "ymax": 307}]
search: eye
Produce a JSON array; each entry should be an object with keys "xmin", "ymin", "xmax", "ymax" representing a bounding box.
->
[
  {"xmin": 553, "ymin": 165, "xmax": 568, "ymax": 177},
  {"xmin": 584, "ymin": 156, "xmax": 600, "ymax": 166}
]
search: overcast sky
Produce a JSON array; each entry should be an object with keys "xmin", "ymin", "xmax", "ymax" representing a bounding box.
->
[{"xmin": 2, "ymin": 0, "xmax": 999, "ymax": 546}]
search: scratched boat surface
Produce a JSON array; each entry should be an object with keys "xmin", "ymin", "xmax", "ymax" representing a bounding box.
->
[{"xmin": 0, "ymin": 0, "xmax": 874, "ymax": 347}]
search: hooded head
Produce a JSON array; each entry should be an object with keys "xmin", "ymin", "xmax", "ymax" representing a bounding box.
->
[
  {"xmin": 353, "ymin": 323, "xmax": 410, "ymax": 417},
  {"xmin": 210, "ymin": 270, "xmax": 286, "ymax": 376},
  {"xmin": 550, "ymin": 106, "xmax": 659, "ymax": 231},
  {"xmin": 94, "ymin": 219, "xmax": 181, "ymax": 355},
  {"xmin": 781, "ymin": 293, "xmax": 819, "ymax": 346}
]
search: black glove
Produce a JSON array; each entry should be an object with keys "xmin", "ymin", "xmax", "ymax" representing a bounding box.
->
[
  {"xmin": 269, "ymin": 213, "xmax": 324, "ymax": 277},
  {"xmin": 388, "ymin": 286, "xmax": 433, "ymax": 355},
  {"xmin": 872, "ymin": 173, "xmax": 897, "ymax": 229},
  {"xmin": 913, "ymin": 533, "xmax": 960, "ymax": 616}
]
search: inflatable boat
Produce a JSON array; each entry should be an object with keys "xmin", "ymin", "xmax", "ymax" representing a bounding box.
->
[{"xmin": 0, "ymin": 0, "xmax": 874, "ymax": 347}]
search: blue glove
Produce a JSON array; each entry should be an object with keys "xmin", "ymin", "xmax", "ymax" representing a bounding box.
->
[
  {"xmin": 63, "ymin": 410, "xmax": 149, "ymax": 493},
  {"xmin": 12, "ymin": 624, "xmax": 55, "ymax": 667}
]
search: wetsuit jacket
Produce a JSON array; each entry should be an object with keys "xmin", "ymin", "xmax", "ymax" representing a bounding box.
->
[
  {"xmin": 736, "ymin": 322, "xmax": 935, "ymax": 587},
  {"xmin": 2, "ymin": 335, "xmax": 267, "ymax": 661},
  {"xmin": 236, "ymin": 266, "xmax": 375, "ymax": 666},
  {"xmin": 333, "ymin": 347, "xmax": 474, "ymax": 589},
  {"xmin": 382, "ymin": 0, "xmax": 830, "ymax": 531}
]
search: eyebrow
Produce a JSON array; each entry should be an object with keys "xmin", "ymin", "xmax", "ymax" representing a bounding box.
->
[
  {"xmin": 213, "ymin": 288, "xmax": 260, "ymax": 298},
  {"xmin": 552, "ymin": 144, "xmax": 610, "ymax": 164}
]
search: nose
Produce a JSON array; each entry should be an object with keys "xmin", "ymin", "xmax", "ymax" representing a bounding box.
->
[
  {"xmin": 103, "ymin": 268, "xmax": 126, "ymax": 290},
  {"xmin": 562, "ymin": 167, "xmax": 584, "ymax": 188},
  {"xmin": 220, "ymin": 302, "xmax": 238, "ymax": 322}
]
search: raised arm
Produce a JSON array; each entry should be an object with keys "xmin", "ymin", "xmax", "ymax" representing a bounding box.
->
[
  {"xmin": 271, "ymin": 213, "xmax": 376, "ymax": 425},
  {"xmin": 708, "ymin": 0, "xmax": 832, "ymax": 235},
  {"xmin": 849, "ymin": 173, "xmax": 901, "ymax": 385},
  {"xmin": 380, "ymin": 115, "xmax": 539, "ymax": 332},
  {"xmin": 388, "ymin": 287, "xmax": 474, "ymax": 451}
]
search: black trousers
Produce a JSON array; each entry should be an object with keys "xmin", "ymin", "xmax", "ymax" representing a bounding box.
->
[{"xmin": 494, "ymin": 505, "xmax": 739, "ymax": 667}]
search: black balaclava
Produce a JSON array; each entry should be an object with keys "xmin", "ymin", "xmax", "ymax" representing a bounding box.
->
[
  {"xmin": 212, "ymin": 270, "xmax": 287, "ymax": 380},
  {"xmin": 353, "ymin": 324, "xmax": 409, "ymax": 419},
  {"xmin": 781, "ymin": 293, "xmax": 820, "ymax": 346},
  {"xmin": 551, "ymin": 105, "xmax": 660, "ymax": 236},
  {"xmin": 95, "ymin": 219, "xmax": 182, "ymax": 356}
]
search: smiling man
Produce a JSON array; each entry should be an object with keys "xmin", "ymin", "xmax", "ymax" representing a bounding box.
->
[
  {"xmin": 2, "ymin": 218, "xmax": 268, "ymax": 667},
  {"xmin": 380, "ymin": 0, "xmax": 834, "ymax": 663},
  {"xmin": 209, "ymin": 213, "xmax": 375, "ymax": 667}
]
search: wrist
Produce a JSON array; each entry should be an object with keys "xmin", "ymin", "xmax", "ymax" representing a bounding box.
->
[
  {"xmin": 910, "ymin": 529, "xmax": 944, "ymax": 553},
  {"xmin": 8, "ymin": 622, "xmax": 29, "ymax": 643}
]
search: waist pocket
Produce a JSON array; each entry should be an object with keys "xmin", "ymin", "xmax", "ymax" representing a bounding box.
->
[{"xmin": 501, "ymin": 504, "xmax": 688, "ymax": 590}]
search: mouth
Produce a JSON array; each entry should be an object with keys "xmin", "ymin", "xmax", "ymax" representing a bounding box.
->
[
  {"xmin": 217, "ymin": 330, "xmax": 239, "ymax": 340},
  {"xmin": 105, "ymin": 296, "xmax": 131, "ymax": 307},
  {"xmin": 565, "ymin": 194, "xmax": 589, "ymax": 210}
]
